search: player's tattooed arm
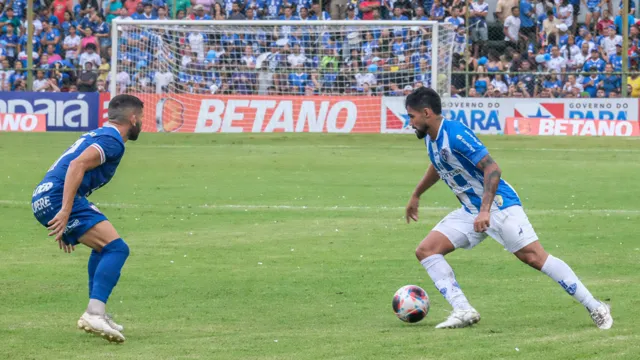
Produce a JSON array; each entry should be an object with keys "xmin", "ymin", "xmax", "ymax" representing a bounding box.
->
[{"xmin": 476, "ymin": 154, "xmax": 502, "ymax": 213}]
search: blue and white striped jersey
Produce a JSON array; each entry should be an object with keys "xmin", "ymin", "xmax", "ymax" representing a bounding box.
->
[{"xmin": 425, "ymin": 120, "xmax": 521, "ymax": 214}]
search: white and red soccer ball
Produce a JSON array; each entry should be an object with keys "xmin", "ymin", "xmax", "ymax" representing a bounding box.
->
[{"xmin": 392, "ymin": 285, "xmax": 430, "ymax": 323}]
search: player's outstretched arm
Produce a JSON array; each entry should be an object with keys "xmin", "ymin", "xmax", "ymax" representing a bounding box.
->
[
  {"xmin": 474, "ymin": 154, "xmax": 502, "ymax": 232},
  {"xmin": 406, "ymin": 164, "xmax": 441, "ymax": 223},
  {"xmin": 47, "ymin": 146, "xmax": 103, "ymax": 245}
]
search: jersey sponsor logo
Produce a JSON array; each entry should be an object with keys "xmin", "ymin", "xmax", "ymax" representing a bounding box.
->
[
  {"xmin": 0, "ymin": 113, "xmax": 46, "ymax": 132},
  {"xmin": 31, "ymin": 196, "xmax": 51, "ymax": 213},
  {"xmin": 439, "ymin": 168, "xmax": 463, "ymax": 180},
  {"xmin": 505, "ymin": 118, "xmax": 640, "ymax": 136},
  {"xmin": 33, "ymin": 182, "xmax": 54, "ymax": 197},
  {"xmin": 455, "ymin": 134, "xmax": 475, "ymax": 152}
]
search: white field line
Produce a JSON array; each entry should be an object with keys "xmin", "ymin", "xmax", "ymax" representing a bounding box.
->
[
  {"xmin": 133, "ymin": 144, "xmax": 640, "ymax": 153},
  {"xmin": 4, "ymin": 200, "xmax": 640, "ymax": 215}
]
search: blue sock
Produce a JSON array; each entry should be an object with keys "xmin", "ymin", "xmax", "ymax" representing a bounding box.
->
[
  {"xmin": 91, "ymin": 239, "xmax": 130, "ymax": 303},
  {"xmin": 87, "ymin": 250, "xmax": 102, "ymax": 298}
]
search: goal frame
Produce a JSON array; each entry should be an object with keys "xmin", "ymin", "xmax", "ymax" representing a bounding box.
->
[{"xmin": 110, "ymin": 19, "xmax": 446, "ymax": 96}]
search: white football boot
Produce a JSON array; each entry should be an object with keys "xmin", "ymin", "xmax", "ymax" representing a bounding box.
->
[
  {"xmin": 104, "ymin": 313, "xmax": 124, "ymax": 332},
  {"xmin": 435, "ymin": 308, "xmax": 481, "ymax": 329},
  {"xmin": 77, "ymin": 312, "xmax": 126, "ymax": 343},
  {"xmin": 590, "ymin": 302, "xmax": 613, "ymax": 330}
]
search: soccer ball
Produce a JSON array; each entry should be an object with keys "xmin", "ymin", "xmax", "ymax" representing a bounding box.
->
[{"xmin": 392, "ymin": 285, "xmax": 430, "ymax": 323}]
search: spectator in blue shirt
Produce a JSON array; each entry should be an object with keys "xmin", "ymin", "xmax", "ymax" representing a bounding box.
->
[
  {"xmin": 192, "ymin": 4, "xmax": 213, "ymax": 20},
  {"xmin": 0, "ymin": 24, "xmax": 18, "ymax": 60},
  {"xmin": 582, "ymin": 48, "xmax": 606, "ymax": 72},
  {"xmin": 39, "ymin": 8, "xmax": 60, "ymax": 27},
  {"xmin": 61, "ymin": 11, "xmax": 79, "ymax": 37},
  {"xmin": 140, "ymin": 3, "xmax": 158, "ymax": 20},
  {"xmin": 152, "ymin": 0, "xmax": 168, "ymax": 16},
  {"xmin": 131, "ymin": 3, "xmax": 146, "ymax": 19},
  {"xmin": 391, "ymin": 5, "xmax": 408, "ymax": 20},
  {"xmin": 19, "ymin": 25, "xmax": 42, "ymax": 54},
  {"xmin": 601, "ymin": 63, "xmax": 621, "ymax": 95},
  {"xmin": 265, "ymin": 0, "xmax": 283, "ymax": 19},
  {"xmin": 610, "ymin": 43, "xmax": 623, "ymax": 70},
  {"xmin": 582, "ymin": 68, "xmax": 603, "ymax": 97},
  {"xmin": 430, "ymin": 0, "xmax": 445, "ymax": 21}
]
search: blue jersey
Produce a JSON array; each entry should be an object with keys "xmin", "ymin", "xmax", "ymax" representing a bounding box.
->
[
  {"xmin": 42, "ymin": 124, "xmax": 125, "ymax": 198},
  {"xmin": 425, "ymin": 120, "xmax": 521, "ymax": 214}
]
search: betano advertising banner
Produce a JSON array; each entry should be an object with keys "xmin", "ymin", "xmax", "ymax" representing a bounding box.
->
[
  {"xmin": 0, "ymin": 113, "xmax": 46, "ymax": 132},
  {"xmin": 138, "ymin": 94, "xmax": 382, "ymax": 133},
  {"xmin": 505, "ymin": 118, "xmax": 640, "ymax": 136},
  {"xmin": 382, "ymin": 97, "xmax": 640, "ymax": 135},
  {"xmin": 1, "ymin": 93, "xmax": 638, "ymax": 134},
  {"xmin": 0, "ymin": 92, "xmax": 100, "ymax": 132}
]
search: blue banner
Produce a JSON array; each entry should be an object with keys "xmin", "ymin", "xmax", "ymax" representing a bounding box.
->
[{"xmin": 0, "ymin": 92, "xmax": 100, "ymax": 132}]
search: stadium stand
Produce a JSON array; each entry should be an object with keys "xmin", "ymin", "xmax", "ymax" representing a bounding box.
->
[{"xmin": 0, "ymin": 0, "xmax": 638, "ymax": 97}]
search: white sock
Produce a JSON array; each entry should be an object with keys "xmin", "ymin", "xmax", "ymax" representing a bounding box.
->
[
  {"xmin": 420, "ymin": 254, "xmax": 472, "ymax": 311},
  {"xmin": 541, "ymin": 255, "xmax": 601, "ymax": 311},
  {"xmin": 87, "ymin": 299, "xmax": 106, "ymax": 315}
]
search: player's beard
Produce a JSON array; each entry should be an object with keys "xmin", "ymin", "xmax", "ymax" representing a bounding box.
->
[
  {"xmin": 128, "ymin": 120, "xmax": 142, "ymax": 141},
  {"xmin": 413, "ymin": 124, "xmax": 428, "ymax": 140}
]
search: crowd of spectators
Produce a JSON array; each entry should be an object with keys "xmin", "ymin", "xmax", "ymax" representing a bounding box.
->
[{"xmin": 2, "ymin": 0, "xmax": 640, "ymax": 97}]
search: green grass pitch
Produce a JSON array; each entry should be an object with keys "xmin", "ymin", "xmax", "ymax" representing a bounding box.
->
[{"xmin": 1, "ymin": 133, "xmax": 639, "ymax": 360}]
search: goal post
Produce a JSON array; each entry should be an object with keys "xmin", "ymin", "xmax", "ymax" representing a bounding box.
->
[{"xmin": 110, "ymin": 20, "xmax": 455, "ymax": 133}]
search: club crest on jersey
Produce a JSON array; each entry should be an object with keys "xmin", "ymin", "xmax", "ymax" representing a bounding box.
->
[
  {"xmin": 494, "ymin": 195, "xmax": 504, "ymax": 207},
  {"xmin": 440, "ymin": 148, "xmax": 449, "ymax": 162}
]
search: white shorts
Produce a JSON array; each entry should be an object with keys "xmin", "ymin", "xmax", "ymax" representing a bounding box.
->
[{"xmin": 432, "ymin": 206, "xmax": 538, "ymax": 253}]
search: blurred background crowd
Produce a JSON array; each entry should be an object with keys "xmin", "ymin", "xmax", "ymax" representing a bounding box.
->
[{"xmin": 2, "ymin": 0, "xmax": 640, "ymax": 97}]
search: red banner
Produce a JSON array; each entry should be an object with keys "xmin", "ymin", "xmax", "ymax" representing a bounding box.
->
[
  {"xmin": 0, "ymin": 113, "xmax": 47, "ymax": 132},
  {"xmin": 134, "ymin": 94, "xmax": 381, "ymax": 133},
  {"xmin": 505, "ymin": 117, "xmax": 640, "ymax": 137}
]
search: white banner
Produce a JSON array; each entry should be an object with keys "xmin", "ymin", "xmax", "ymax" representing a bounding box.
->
[{"xmin": 382, "ymin": 97, "xmax": 639, "ymax": 135}]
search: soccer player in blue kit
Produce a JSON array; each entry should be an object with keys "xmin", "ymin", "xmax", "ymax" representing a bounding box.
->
[
  {"xmin": 403, "ymin": 88, "xmax": 613, "ymax": 330},
  {"xmin": 31, "ymin": 94, "xmax": 144, "ymax": 343}
]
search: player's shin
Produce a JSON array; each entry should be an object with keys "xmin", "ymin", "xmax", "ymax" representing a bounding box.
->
[
  {"xmin": 88, "ymin": 238, "xmax": 130, "ymax": 315},
  {"xmin": 540, "ymin": 255, "xmax": 601, "ymax": 311},
  {"xmin": 87, "ymin": 249, "xmax": 102, "ymax": 298},
  {"xmin": 420, "ymin": 254, "xmax": 472, "ymax": 311}
]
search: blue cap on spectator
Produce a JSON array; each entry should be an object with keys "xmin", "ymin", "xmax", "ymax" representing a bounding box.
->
[
  {"xmin": 535, "ymin": 54, "xmax": 546, "ymax": 63},
  {"xmin": 368, "ymin": 64, "xmax": 378, "ymax": 73},
  {"xmin": 478, "ymin": 56, "xmax": 488, "ymax": 65},
  {"xmin": 544, "ymin": 53, "xmax": 551, "ymax": 61},
  {"xmin": 136, "ymin": 60, "xmax": 147, "ymax": 69}
]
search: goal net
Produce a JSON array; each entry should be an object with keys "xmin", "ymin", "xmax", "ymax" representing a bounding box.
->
[{"xmin": 110, "ymin": 20, "xmax": 455, "ymax": 134}]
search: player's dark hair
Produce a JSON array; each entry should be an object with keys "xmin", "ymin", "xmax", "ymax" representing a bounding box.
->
[
  {"xmin": 108, "ymin": 94, "xmax": 144, "ymax": 123},
  {"xmin": 405, "ymin": 87, "xmax": 442, "ymax": 115}
]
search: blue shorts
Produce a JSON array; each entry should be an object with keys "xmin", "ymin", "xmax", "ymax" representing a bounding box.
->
[
  {"xmin": 588, "ymin": 6, "xmax": 600, "ymax": 13},
  {"xmin": 32, "ymin": 182, "xmax": 108, "ymax": 246}
]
